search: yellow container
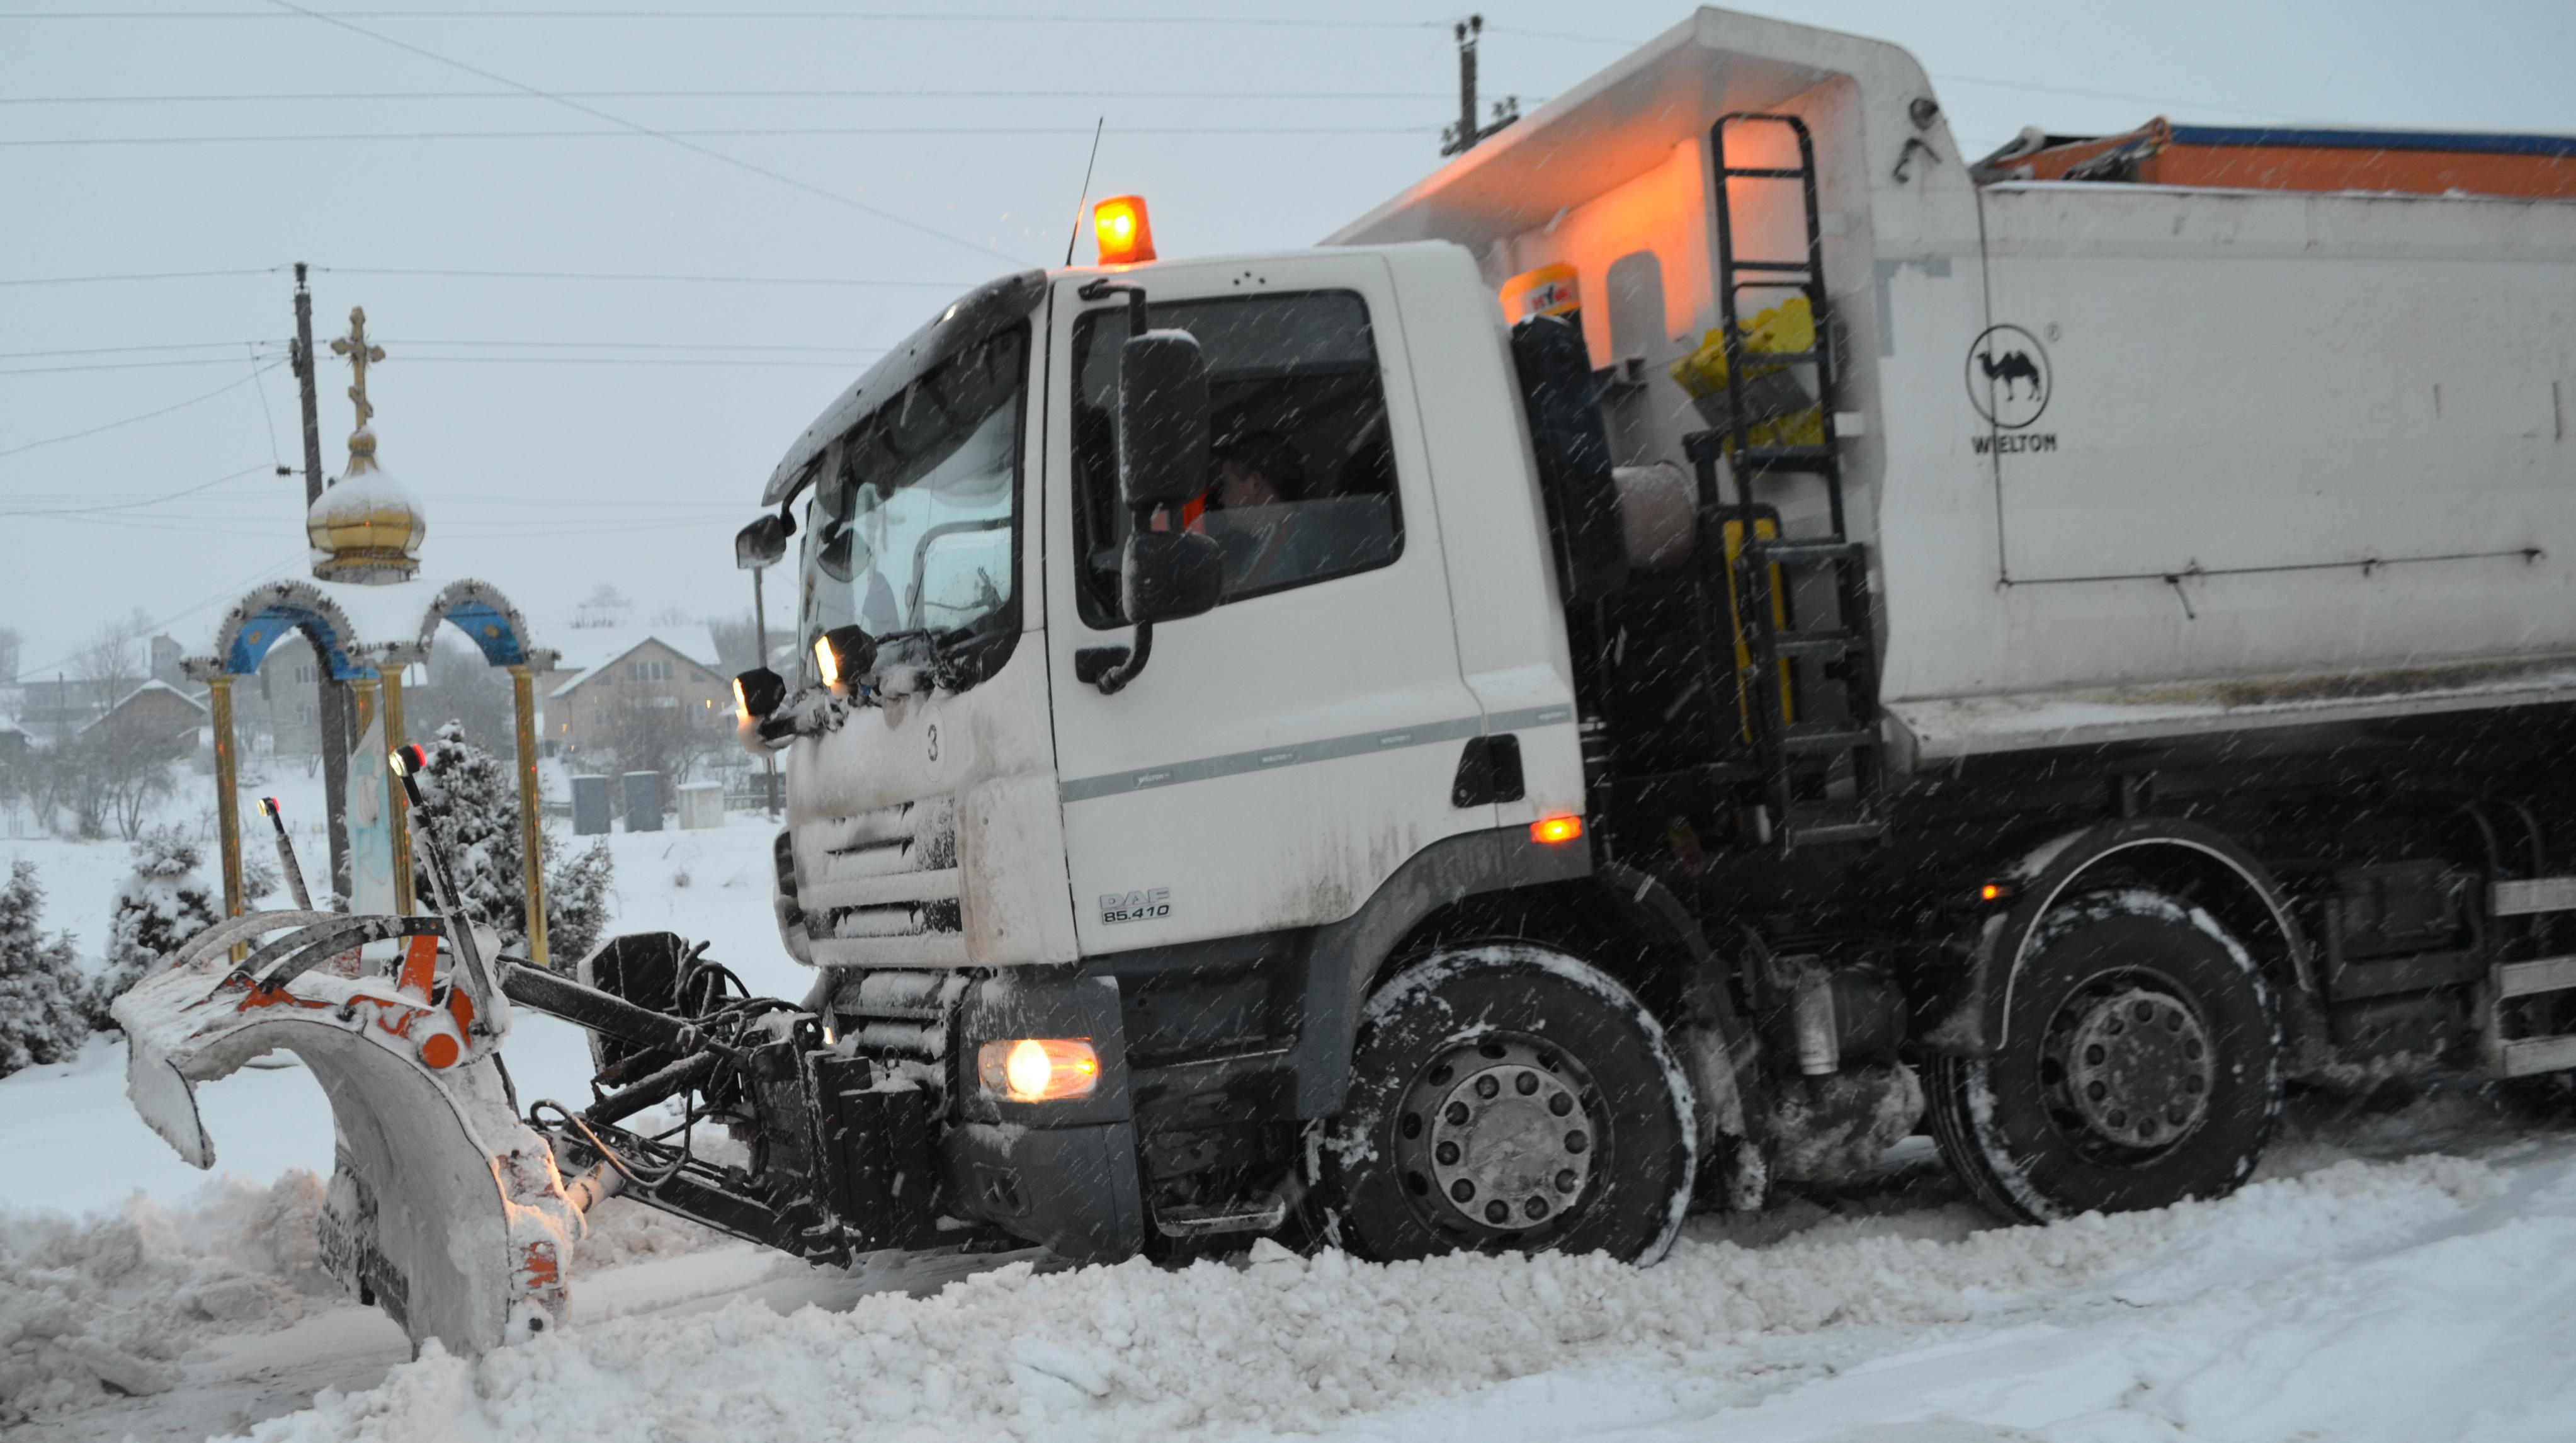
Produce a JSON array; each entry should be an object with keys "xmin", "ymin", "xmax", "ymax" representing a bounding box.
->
[
  {"xmin": 1669, "ymin": 294, "xmax": 1814, "ymax": 399},
  {"xmin": 1499, "ymin": 264, "xmax": 1580, "ymax": 325},
  {"xmin": 1670, "ymin": 295, "xmax": 1822, "ymax": 450}
]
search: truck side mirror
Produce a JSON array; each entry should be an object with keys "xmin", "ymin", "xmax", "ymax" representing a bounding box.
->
[
  {"xmin": 1121, "ymin": 529, "xmax": 1222, "ymax": 623},
  {"xmin": 735, "ymin": 512, "xmax": 792, "ymax": 571},
  {"xmin": 1082, "ymin": 323, "xmax": 1221, "ymax": 695},
  {"xmin": 1116, "ymin": 329, "xmax": 1211, "ymax": 506}
]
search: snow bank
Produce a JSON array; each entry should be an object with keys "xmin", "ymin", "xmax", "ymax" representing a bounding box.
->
[
  {"xmin": 0, "ymin": 1170, "xmax": 725, "ymax": 1426},
  {"xmin": 1, "ymin": 1172, "xmax": 337, "ymax": 1423},
  {"xmin": 223, "ymin": 1155, "xmax": 2494, "ymax": 1443}
]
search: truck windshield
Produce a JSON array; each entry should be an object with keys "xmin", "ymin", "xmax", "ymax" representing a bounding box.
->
[{"xmin": 799, "ymin": 322, "xmax": 1029, "ymax": 689}]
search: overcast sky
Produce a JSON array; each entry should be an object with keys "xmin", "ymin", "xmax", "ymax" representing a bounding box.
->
[{"xmin": 3, "ymin": 0, "xmax": 2570, "ymax": 680}]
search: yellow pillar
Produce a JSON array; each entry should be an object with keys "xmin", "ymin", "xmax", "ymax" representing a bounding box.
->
[
  {"xmin": 210, "ymin": 673, "xmax": 244, "ymax": 918},
  {"xmin": 510, "ymin": 664, "xmax": 550, "ymax": 967},
  {"xmin": 382, "ymin": 663, "xmax": 414, "ymax": 915},
  {"xmin": 208, "ymin": 675, "xmax": 246, "ymax": 962}
]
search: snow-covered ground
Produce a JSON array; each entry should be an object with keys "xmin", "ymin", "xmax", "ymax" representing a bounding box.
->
[{"xmin": 8, "ymin": 806, "xmax": 2576, "ymax": 1442}]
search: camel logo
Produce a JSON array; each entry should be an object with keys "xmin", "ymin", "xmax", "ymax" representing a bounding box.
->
[{"xmin": 1965, "ymin": 324, "xmax": 2051, "ymax": 430}]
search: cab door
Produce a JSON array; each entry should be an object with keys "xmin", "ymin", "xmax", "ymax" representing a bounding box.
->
[{"xmin": 1043, "ymin": 253, "xmax": 1489, "ymax": 955}]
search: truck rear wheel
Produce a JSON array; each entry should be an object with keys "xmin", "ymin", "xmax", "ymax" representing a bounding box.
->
[
  {"xmin": 1310, "ymin": 943, "xmax": 1696, "ymax": 1263},
  {"xmin": 1927, "ymin": 887, "xmax": 2283, "ymax": 1223}
]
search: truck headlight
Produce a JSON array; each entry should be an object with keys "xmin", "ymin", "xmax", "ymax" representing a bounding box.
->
[{"xmin": 977, "ymin": 1038, "xmax": 1099, "ymax": 1102}]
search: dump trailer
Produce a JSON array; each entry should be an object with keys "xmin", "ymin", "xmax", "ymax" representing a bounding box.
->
[{"xmin": 122, "ymin": 7, "xmax": 2576, "ymax": 1354}]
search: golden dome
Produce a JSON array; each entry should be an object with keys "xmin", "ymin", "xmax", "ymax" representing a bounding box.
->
[{"xmin": 307, "ymin": 428, "xmax": 426, "ymax": 584}]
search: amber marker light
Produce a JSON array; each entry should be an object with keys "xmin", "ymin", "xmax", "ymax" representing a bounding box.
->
[
  {"xmin": 1531, "ymin": 815, "xmax": 1585, "ymax": 845},
  {"xmin": 813, "ymin": 634, "xmax": 842, "ymax": 691},
  {"xmin": 1093, "ymin": 195, "xmax": 1155, "ymax": 265},
  {"xmin": 1980, "ymin": 882, "xmax": 2014, "ymax": 903},
  {"xmin": 978, "ymin": 1038, "xmax": 1101, "ymax": 1102}
]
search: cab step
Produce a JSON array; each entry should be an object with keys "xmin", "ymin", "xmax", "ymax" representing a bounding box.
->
[
  {"xmin": 2491, "ymin": 877, "xmax": 2576, "ymax": 916},
  {"xmin": 1151, "ymin": 1196, "xmax": 1289, "ymax": 1238}
]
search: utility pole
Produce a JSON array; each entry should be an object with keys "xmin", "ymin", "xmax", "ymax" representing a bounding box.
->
[
  {"xmin": 1440, "ymin": 14, "xmax": 1520, "ymax": 157},
  {"xmin": 290, "ymin": 263, "xmax": 353, "ymax": 900}
]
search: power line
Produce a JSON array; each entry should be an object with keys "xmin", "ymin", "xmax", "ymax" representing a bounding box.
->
[
  {"xmin": 0, "ymin": 355, "xmax": 292, "ymax": 375},
  {"xmin": 2, "ymin": 9, "xmax": 1446, "ymax": 26},
  {"xmin": 392, "ymin": 338, "xmax": 883, "ymax": 353},
  {"xmin": 13, "ymin": 552, "xmax": 306, "ymax": 683},
  {"xmin": 0, "ymin": 362, "xmax": 285, "ymax": 462},
  {"xmin": 330, "ymin": 266, "xmax": 967, "ymax": 288},
  {"xmin": 0, "ymin": 463, "xmax": 275, "ymax": 518},
  {"xmin": 323, "ymin": 266, "xmax": 970, "ymax": 288},
  {"xmin": 0, "ymin": 267, "xmax": 283, "ymax": 288},
  {"xmin": 0, "ymin": 340, "xmax": 282, "ymax": 360},
  {"xmin": 395, "ymin": 355, "xmax": 870, "ymax": 368},
  {"xmin": 0, "ymin": 337, "xmax": 878, "ymax": 361},
  {"xmin": 0, "ymin": 265, "xmax": 973, "ymax": 289},
  {"xmin": 265, "ymin": 0, "xmax": 1028, "ymax": 265},
  {"xmin": 1, "ymin": 86, "xmax": 1455, "ymax": 104},
  {"xmin": 1, "ymin": 123, "xmax": 1435, "ymax": 147}
]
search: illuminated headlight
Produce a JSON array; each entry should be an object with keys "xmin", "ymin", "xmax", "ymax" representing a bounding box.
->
[
  {"xmin": 977, "ymin": 1038, "xmax": 1100, "ymax": 1102},
  {"xmin": 733, "ymin": 666, "xmax": 786, "ymax": 721},
  {"xmin": 814, "ymin": 625, "xmax": 877, "ymax": 695}
]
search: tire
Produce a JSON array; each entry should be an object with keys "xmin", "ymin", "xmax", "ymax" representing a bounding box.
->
[
  {"xmin": 1308, "ymin": 942, "xmax": 1698, "ymax": 1263},
  {"xmin": 1927, "ymin": 887, "xmax": 2284, "ymax": 1223}
]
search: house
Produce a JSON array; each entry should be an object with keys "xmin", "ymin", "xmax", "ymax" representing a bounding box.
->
[
  {"xmin": 538, "ymin": 624, "xmax": 730, "ymax": 767},
  {"xmin": 84, "ymin": 680, "xmax": 209, "ymax": 758},
  {"xmin": 247, "ymin": 631, "xmax": 332, "ymax": 758}
]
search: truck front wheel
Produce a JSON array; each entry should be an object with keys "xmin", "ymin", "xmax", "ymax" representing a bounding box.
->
[
  {"xmin": 1926, "ymin": 887, "xmax": 2284, "ymax": 1223},
  {"xmin": 1310, "ymin": 943, "xmax": 1697, "ymax": 1263}
]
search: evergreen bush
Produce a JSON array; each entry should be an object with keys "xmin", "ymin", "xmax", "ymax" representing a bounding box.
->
[
  {"xmin": 0, "ymin": 861, "xmax": 88, "ymax": 1076},
  {"xmin": 409, "ymin": 721, "xmax": 615, "ymax": 959},
  {"xmin": 91, "ymin": 827, "xmax": 222, "ymax": 1026}
]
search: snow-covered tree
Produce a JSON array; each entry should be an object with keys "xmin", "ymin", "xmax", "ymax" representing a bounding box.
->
[
  {"xmin": 91, "ymin": 826, "xmax": 220, "ymax": 1026},
  {"xmin": 0, "ymin": 860, "xmax": 88, "ymax": 1076},
  {"xmin": 409, "ymin": 721, "xmax": 615, "ymax": 959}
]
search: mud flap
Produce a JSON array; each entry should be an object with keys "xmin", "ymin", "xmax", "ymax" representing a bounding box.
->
[{"xmin": 114, "ymin": 920, "xmax": 587, "ymax": 1356}]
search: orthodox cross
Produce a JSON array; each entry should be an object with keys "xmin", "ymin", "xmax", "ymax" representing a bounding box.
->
[{"xmin": 329, "ymin": 307, "xmax": 386, "ymax": 433}]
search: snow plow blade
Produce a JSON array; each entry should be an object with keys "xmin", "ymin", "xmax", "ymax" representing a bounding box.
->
[{"xmin": 113, "ymin": 911, "xmax": 601, "ymax": 1357}]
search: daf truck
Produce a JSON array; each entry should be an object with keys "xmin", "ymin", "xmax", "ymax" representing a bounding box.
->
[{"xmin": 120, "ymin": 8, "xmax": 2576, "ymax": 1355}]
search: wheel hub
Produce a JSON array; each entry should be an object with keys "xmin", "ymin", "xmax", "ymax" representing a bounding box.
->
[
  {"xmin": 1392, "ymin": 1035, "xmax": 1598, "ymax": 1240},
  {"xmin": 2047, "ymin": 982, "xmax": 2215, "ymax": 1160}
]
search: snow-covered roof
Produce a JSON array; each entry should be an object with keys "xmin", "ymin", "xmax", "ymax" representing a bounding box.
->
[
  {"xmin": 81, "ymin": 679, "xmax": 210, "ymax": 733},
  {"xmin": 114, "ymin": 679, "xmax": 207, "ymax": 714},
  {"xmin": 544, "ymin": 624, "xmax": 723, "ymax": 699}
]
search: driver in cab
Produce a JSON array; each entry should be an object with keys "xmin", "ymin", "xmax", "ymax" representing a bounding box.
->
[{"xmin": 1194, "ymin": 430, "xmax": 1324, "ymax": 595}]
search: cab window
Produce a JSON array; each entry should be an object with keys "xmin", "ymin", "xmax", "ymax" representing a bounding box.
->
[{"xmin": 1070, "ymin": 290, "xmax": 1402, "ymax": 627}]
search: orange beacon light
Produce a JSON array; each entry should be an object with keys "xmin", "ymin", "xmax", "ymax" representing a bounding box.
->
[{"xmin": 1093, "ymin": 195, "xmax": 1155, "ymax": 265}]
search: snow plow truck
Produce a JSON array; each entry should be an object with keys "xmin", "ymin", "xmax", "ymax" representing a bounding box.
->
[{"xmin": 119, "ymin": 8, "xmax": 2576, "ymax": 1355}]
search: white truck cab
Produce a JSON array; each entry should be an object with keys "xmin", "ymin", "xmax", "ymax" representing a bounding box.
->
[{"xmin": 764, "ymin": 248, "xmax": 1588, "ymax": 981}]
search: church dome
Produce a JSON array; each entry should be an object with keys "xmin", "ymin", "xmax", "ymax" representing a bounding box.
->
[{"xmin": 307, "ymin": 426, "xmax": 426, "ymax": 584}]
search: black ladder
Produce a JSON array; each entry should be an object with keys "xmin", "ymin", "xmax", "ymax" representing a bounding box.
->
[{"xmin": 1686, "ymin": 112, "xmax": 1885, "ymax": 850}]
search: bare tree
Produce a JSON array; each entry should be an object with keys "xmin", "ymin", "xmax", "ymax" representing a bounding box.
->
[
  {"xmin": 71, "ymin": 608, "xmax": 154, "ymax": 719},
  {"xmin": 707, "ymin": 610, "xmax": 761, "ymax": 676},
  {"xmin": 596, "ymin": 693, "xmax": 722, "ymax": 797},
  {"xmin": 573, "ymin": 585, "xmax": 632, "ymax": 630},
  {"xmin": 43, "ymin": 718, "xmax": 175, "ymax": 840},
  {"xmin": 404, "ymin": 634, "xmax": 514, "ymax": 753}
]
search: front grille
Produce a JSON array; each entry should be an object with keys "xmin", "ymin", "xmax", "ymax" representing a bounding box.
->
[
  {"xmin": 825, "ymin": 969, "xmax": 967, "ymax": 1092},
  {"xmin": 790, "ymin": 797, "xmax": 968, "ymax": 967}
]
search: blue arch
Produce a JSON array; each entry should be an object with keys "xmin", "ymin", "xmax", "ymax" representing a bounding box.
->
[
  {"xmin": 419, "ymin": 581, "xmax": 538, "ymax": 668},
  {"xmin": 224, "ymin": 600, "xmax": 375, "ymax": 680}
]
